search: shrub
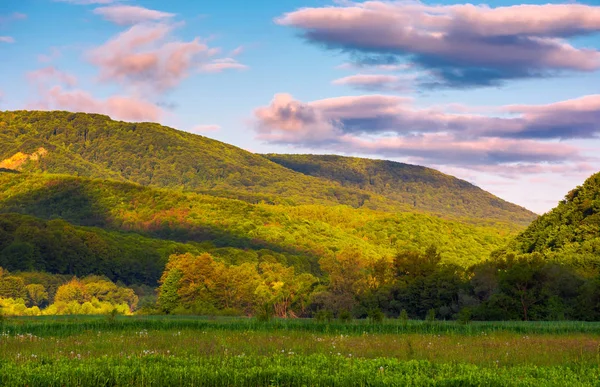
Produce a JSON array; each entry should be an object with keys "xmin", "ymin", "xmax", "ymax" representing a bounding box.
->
[
  {"xmin": 368, "ymin": 309, "xmax": 384, "ymax": 324},
  {"xmin": 426, "ymin": 309, "xmax": 436, "ymax": 323},
  {"xmin": 338, "ymin": 310, "xmax": 352, "ymax": 323},
  {"xmin": 314, "ymin": 309, "xmax": 334, "ymax": 323},
  {"xmin": 399, "ymin": 309, "xmax": 409, "ymax": 326}
]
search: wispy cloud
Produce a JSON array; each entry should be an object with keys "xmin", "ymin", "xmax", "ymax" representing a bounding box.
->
[
  {"xmin": 0, "ymin": 36, "xmax": 15, "ymax": 43},
  {"xmin": 332, "ymin": 74, "xmax": 413, "ymax": 92},
  {"xmin": 55, "ymin": 0, "xmax": 118, "ymax": 5},
  {"xmin": 93, "ymin": 5, "xmax": 175, "ymax": 26}
]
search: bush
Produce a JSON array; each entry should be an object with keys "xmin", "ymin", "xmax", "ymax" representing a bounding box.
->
[
  {"xmin": 426, "ymin": 308, "xmax": 436, "ymax": 323},
  {"xmin": 457, "ymin": 308, "xmax": 472, "ymax": 325},
  {"xmin": 368, "ymin": 309, "xmax": 384, "ymax": 324},
  {"xmin": 338, "ymin": 310, "xmax": 352, "ymax": 323},
  {"xmin": 255, "ymin": 303, "xmax": 274, "ymax": 322},
  {"xmin": 399, "ymin": 309, "xmax": 409, "ymax": 326},
  {"xmin": 314, "ymin": 309, "xmax": 334, "ymax": 323}
]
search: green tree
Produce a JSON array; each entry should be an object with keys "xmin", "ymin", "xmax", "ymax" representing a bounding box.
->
[
  {"xmin": 26, "ymin": 284, "xmax": 48, "ymax": 307},
  {"xmin": 0, "ymin": 276, "xmax": 27, "ymax": 299},
  {"xmin": 158, "ymin": 268, "xmax": 182, "ymax": 314}
]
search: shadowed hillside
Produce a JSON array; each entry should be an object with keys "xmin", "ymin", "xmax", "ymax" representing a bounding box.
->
[
  {"xmin": 264, "ymin": 154, "xmax": 536, "ymax": 224},
  {"xmin": 0, "ymin": 171, "xmax": 521, "ymax": 283}
]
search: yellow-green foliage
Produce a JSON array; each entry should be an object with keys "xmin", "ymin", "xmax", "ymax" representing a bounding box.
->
[
  {"xmin": 0, "ymin": 268, "xmax": 137, "ymax": 316},
  {"xmin": 0, "ymin": 173, "xmax": 521, "ymax": 287},
  {"xmin": 0, "ymin": 298, "xmax": 41, "ymax": 316},
  {"xmin": 43, "ymin": 299, "xmax": 131, "ymax": 316},
  {"xmin": 158, "ymin": 253, "xmax": 317, "ymax": 317},
  {"xmin": 0, "ymin": 111, "xmax": 535, "ymax": 224}
]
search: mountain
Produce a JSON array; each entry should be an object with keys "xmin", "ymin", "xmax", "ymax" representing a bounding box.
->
[
  {"xmin": 264, "ymin": 154, "xmax": 536, "ymax": 225},
  {"xmin": 0, "ymin": 111, "xmax": 535, "ymax": 224},
  {"xmin": 0, "ymin": 171, "xmax": 521, "ymax": 284},
  {"xmin": 504, "ymin": 171, "xmax": 600, "ymax": 269}
]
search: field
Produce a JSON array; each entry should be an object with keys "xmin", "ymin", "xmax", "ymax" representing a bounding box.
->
[{"xmin": 1, "ymin": 317, "xmax": 600, "ymax": 386}]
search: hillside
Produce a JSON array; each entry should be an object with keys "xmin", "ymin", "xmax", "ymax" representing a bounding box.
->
[
  {"xmin": 265, "ymin": 154, "xmax": 536, "ymax": 225},
  {"xmin": 0, "ymin": 111, "xmax": 391, "ymax": 209},
  {"xmin": 504, "ymin": 171, "xmax": 600, "ymax": 269},
  {"xmin": 0, "ymin": 111, "xmax": 535, "ymax": 224},
  {"xmin": 0, "ymin": 171, "xmax": 521, "ymax": 285}
]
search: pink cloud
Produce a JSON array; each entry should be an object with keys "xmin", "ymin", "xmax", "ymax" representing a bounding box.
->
[
  {"xmin": 27, "ymin": 67, "xmax": 78, "ymax": 88},
  {"xmin": 39, "ymin": 86, "xmax": 163, "ymax": 122},
  {"xmin": 93, "ymin": 5, "xmax": 175, "ymax": 26},
  {"xmin": 0, "ymin": 36, "xmax": 15, "ymax": 43},
  {"xmin": 230, "ymin": 46, "xmax": 244, "ymax": 56},
  {"xmin": 277, "ymin": 2, "xmax": 600, "ymax": 87},
  {"xmin": 0, "ymin": 12, "xmax": 27, "ymax": 25},
  {"xmin": 199, "ymin": 58, "xmax": 248, "ymax": 73},
  {"xmin": 88, "ymin": 23, "xmax": 245, "ymax": 94},
  {"xmin": 254, "ymin": 93, "xmax": 341, "ymax": 143},
  {"xmin": 253, "ymin": 93, "xmax": 595, "ymax": 168},
  {"xmin": 55, "ymin": 0, "xmax": 117, "ymax": 4},
  {"xmin": 255, "ymin": 92, "xmax": 600, "ymax": 141},
  {"xmin": 331, "ymin": 74, "xmax": 413, "ymax": 91},
  {"xmin": 38, "ymin": 47, "xmax": 62, "ymax": 63}
]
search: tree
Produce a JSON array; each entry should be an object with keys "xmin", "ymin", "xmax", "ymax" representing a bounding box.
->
[
  {"xmin": 54, "ymin": 279, "xmax": 90, "ymax": 304},
  {"xmin": 0, "ymin": 276, "xmax": 27, "ymax": 299},
  {"xmin": 157, "ymin": 268, "xmax": 182, "ymax": 314},
  {"xmin": 26, "ymin": 284, "xmax": 48, "ymax": 307}
]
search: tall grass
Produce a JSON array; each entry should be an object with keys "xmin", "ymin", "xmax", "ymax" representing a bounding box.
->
[
  {"xmin": 1, "ymin": 356, "xmax": 599, "ymax": 386},
  {"xmin": 2, "ymin": 316, "xmax": 600, "ymax": 386},
  {"xmin": 3, "ymin": 315, "xmax": 600, "ymax": 337}
]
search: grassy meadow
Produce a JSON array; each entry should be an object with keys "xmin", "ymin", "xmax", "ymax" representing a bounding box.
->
[{"xmin": 2, "ymin": 316, "xmax": 600, "ymax": 386}]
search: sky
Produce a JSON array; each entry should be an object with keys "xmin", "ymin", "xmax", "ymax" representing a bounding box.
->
[{"xmin": 1, "ymin": 0, "xmax": 600, "ymax": 214}]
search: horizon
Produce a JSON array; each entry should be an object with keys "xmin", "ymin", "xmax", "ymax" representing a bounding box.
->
[{"xmin": 1, "ymin": 0, "xmax": 600, "ymax": 213}]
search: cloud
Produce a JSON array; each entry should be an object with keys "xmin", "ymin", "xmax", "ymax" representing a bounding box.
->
[
  {"xmin": 38, "ymin": 47, "xmax": 62, "ymax": 63},
  {"xmin": 93, "ymin": 5, "xmax": 175, "ymax": 26},
  {"xmin": 253, "ymin": 93, "xmax": 595, "ymax": 168},
  {"xmin": 55, "ymin": 0, "xmax": 117, "ymax": 4},
  {"xmin": 336, "ymin": 62, "xmax": 412, "ymax": 72},
  {"xmin": 339, "ymin": 135, "xmax": 580, "ymax": 167},
  {"xmin": 277, "ymin": 2, "xmax": 600, "ymax": 87},
  {"xmin": 199, "ymin": 58, "xmax": 248, "ymax": 73},
  {"xmin": 88, "ymin": 23, "xmax": 245, "ymax": 94},
  {"xmin": 27, "ymin": 66, "xmax": 163, "ymax": 122},
  {"xmin": 37, "ymin": 86, "xmax": 164, "ymax": 122},
  {"xmin": 0, "ymin": 36, "xmax": 14, "ymax": 43},
  {"xmin": 230, "ymin": 46, "xmax": 244, "ymax": 56},
  {"xmin": 332, "ymin": 73, "xmax": 412, "ymax": 91},
  {"xmin": 27, "ymin": 66, "xmax": 78, "ymax": 88},
  {"xmin": 254, "ymin": 93, "xmax": 341, "ymax": 143},
  {"xmin": 0, "ymin": 12, "xmax": 26, "ymax": 25},
  {"xmin": 499, "ymin": 95, "xmax": 600, "ymax": 139},
  {"xmin": 256, "ymin": 93, "xmax": 600, "ymax": 141}
]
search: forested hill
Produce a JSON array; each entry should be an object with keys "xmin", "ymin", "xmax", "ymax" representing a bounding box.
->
[
  {"xmin": 0, "ymin": 110, "xmax": 534, "ymax": 224},
  {"xmin": 0, "ymin": 171, "xmax": 520, "ymax": 284},
  {"xmin": 0, "ymin": 110, "xmax": 376, "ymax": 208},
  {"xmin": 264, "ymin": 154, "xmax": 536, "ymax": 225},
  {"xmin": 505, "ymin": 171, "xmax": 600, "ymax": 266}
]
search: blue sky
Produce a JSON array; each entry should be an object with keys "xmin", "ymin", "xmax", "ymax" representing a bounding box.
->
[{"xmin": 1, "ymin": 0, "xmax": 600, "ymax": 213}]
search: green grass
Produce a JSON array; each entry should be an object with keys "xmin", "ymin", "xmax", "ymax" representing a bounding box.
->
[
  {"xmin": 2, "ymin": 316, "xmax": 600, "ymax": 386},
  {"xmin": 3, "ymin": 315, "xmax": 600, "ymax": 337}
]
